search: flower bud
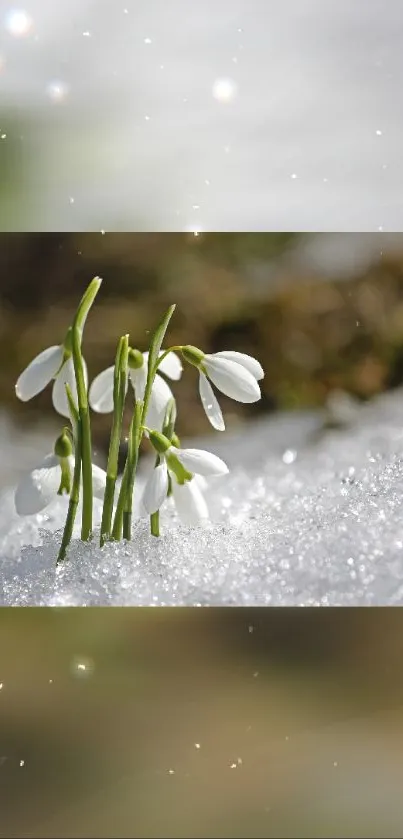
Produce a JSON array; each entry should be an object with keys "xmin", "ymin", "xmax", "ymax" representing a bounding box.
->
[
  {"xmin": 181, "ymin": 345, "xmax": 205, "ymax": 367},
  {"xmin": 54, "ymin": 429, "xmax": 73, "ymax": 459},
  {"xmin": 128, "ymin": 348, "xmax": 144, "ymax": 370},
  {"xmin": 149, "ymin": 430, "xmax": 171, "ymax": 454}
]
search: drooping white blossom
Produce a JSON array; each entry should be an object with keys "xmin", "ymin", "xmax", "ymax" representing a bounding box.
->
[
  {"xmin": 182, "ymin": 346, "xmax": 264, "ymax": 431},
  {"xmin": 15, "ymin": 345, "xmax": 87, "ymax": 418},
  {"xmin": 142, "ymin": 434, "xmax": 229, "ymax": 526},
  {"xmin": 15, "ymin": 453, "xmax": 106, "ymax": 516}
]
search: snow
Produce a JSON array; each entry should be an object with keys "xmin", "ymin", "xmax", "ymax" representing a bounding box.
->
[
  {"xmin": 1, "ymin": 0, "xmax": 403, "ymax": 230},
  {"xmin": 3, "ymin": 385, "xmax": 403, "ymax": 605}
]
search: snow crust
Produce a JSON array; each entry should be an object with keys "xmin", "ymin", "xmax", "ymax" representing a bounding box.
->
[{"xmin": 2, "ymin": 388, "xmax": 403, "ymax": 605}]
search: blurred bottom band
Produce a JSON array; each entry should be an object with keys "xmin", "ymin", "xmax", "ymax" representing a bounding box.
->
[{"xmin": 1, "ymin": 607, "xmax": 403, "ymax": 838}]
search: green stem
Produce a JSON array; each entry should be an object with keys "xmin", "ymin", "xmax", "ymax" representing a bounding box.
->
[
  {"xmin": 71, "ymin": 332, "xmax": 91, "ymax": 541},
  {"xmin": 141, "ymin": 307, "xmax": 176, "ymax": 422},
  {"xmin": 56, "ymin": 466, "xmax": 81, "ymax": 564},
  {"xmin": 71, "ymin": 277, "xmax": 102, "ymax": 541},
  {"xmin": 111, "ymin": 461, "xmax": 128, "ymax": 540},
  {"xmin": 57, "ymin": 386, "xmax": 81, "ymax": 564},
  {"xmin": 150, "ymin": 511, "xmax": 160, "ymax": 537},
  {"xmin": 122, "ymin": 400, "xmax": 143, "ymax": 540},
  {"xmin": 100, "ymin": 335, "xmax": 129, "ymax": 547},
  {"xmin": 114, "ymin": 308, "xmax": 177, "ymax": 542},
  {"xmin": 115, "ymin": 352, "xmax": 159, "ymax": 543},
  {"xmin": 154, "ymin": 344, "xmax": 183, "ymax": 369},
  {"xmin": 149, "ymin": 451, "xmax": 162, "ymax": 538}
]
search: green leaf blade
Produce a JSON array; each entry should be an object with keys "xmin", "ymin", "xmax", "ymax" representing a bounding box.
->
[{"xmin": 143, "ymin": 303, "xmax": 176, "ymax": 420}]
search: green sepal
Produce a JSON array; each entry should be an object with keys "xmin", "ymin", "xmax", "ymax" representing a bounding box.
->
[
  {"xmin": 166, "ymin": 450, "xmax": 192, "ymax": 484},
  {"xmin": 181, "ymin": 345, "xmax": 205, "ymax": 367},
  {"xmin": 149, "ymin": 430, "xmax": 171, "ymax": 454}
]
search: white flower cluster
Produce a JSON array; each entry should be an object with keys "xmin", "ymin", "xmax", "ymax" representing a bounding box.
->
[{"xmin": 14, "ymin": 283, "xmax": 264, "ymax": 546}]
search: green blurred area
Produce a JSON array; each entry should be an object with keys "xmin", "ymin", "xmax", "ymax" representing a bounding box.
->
[
  {"xmin": 1, "ymin": 608, "xmax": 403, "ymax": 837},
  {"xmin": 2, "ymin": 232, "xmax": 403, "ymax": 458}
]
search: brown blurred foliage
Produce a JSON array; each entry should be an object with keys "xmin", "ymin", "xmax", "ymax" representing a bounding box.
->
[{"xmin": 1, "ymin": 233, "xmax": 403, "ymax": 455}]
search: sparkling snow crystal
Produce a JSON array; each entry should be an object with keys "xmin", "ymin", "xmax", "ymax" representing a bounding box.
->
[{"xmin": 3, "ymin": 387, "xmax": 403, "ymax": 605}]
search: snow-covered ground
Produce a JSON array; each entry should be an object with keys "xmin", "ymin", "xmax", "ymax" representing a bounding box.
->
[
  {"xmin": 1, "ymin": 0, "xmax": 403, "ymax": 231},
  {"xmin": 3, "ymin": 385, "xmax": 403, "ymax": 605}
]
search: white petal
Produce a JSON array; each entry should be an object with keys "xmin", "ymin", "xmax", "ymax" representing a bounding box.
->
[
  {"xmin": 15, "ymin": 345, "xmax": 64, "ymax": 402},
  {"xmin": 171, "ymin": 479, "xmax": 209, "ymax": 526},
  {"xmin": 129, "ymin": 364, "xmax": 147, "ymax": 401},
  {"xmin": 214, "ymin": 351, "xmax": 264, "ymax": 381},
  {"xmin": 132, "ymin": 484, "xmax": 147, "ymax": 519},
  {"xmin": 89, "ymin": 366, "xmax": 115, "ymax": 413},
  {"xmin": 193, "ymin": 474, "xmax": 209, "ymax": 491},
  {"xmin": 91, "ymin": 463, "xmax": 107, "ymax": 499},
  {"xmin": 204, "ymin": 356, "xmax": 261, "ymax": 403},
  {"xmin": 52, "ymin": 357, "xmax": 88, "ymax": 418},
  {"xmin": 145, "ymin": 404, "xmax": 165, "ymax": 433},
  {"xmin": 145, "ymin": 375, "xmax": 174, "ymax": 431},
  {"xmin": 130, "ymin": 361, "xmax": 175, "ymax": 430},
  {"xmin": 14, "ymin": 453, "xmax": 63, "ymax": 515},
  {"xmin": 157, "ymin": 350, "xmax": 183, "ymax": 380},
  {"xmin": 199, "ymin": 373, "xmax": 225, "ymax": 431},
  {"xmin": 172, "ymin": 447, "xmax": 229, "ymax": 476},
  {"xmin": 142, "ymin": 462, "xmax": 169, "ymax": 514}
]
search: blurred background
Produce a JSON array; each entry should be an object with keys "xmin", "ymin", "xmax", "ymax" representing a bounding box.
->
[
  {"xmin": 3, "ymin": 230, "xmax": 403, "ymax": 485},
  {"xmin": 2, "ymin": 607, "xmax": 403, "ymax": 837},
  {"xmin": 0, "ymin": 0, "xmax": 403, "ymax": 231}
]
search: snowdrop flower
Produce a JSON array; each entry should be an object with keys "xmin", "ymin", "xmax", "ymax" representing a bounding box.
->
[
  {"xmin": 181, "ymin": 346, "xmax": 264, "ymax": 431},
  {"xmin": 89, "ymin": 348, "xmax": 182, "ymax": 430},
  {"xmin": 15, "ymin": 333, "xmax": 87, "ymax": 418},
  {"xmin": 142, "ymin": 430, "xmax": 229, "ymax": 526},
  {"xmin": 14, "ymin": 430, "xmax": 107, "ymax": 516}
]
